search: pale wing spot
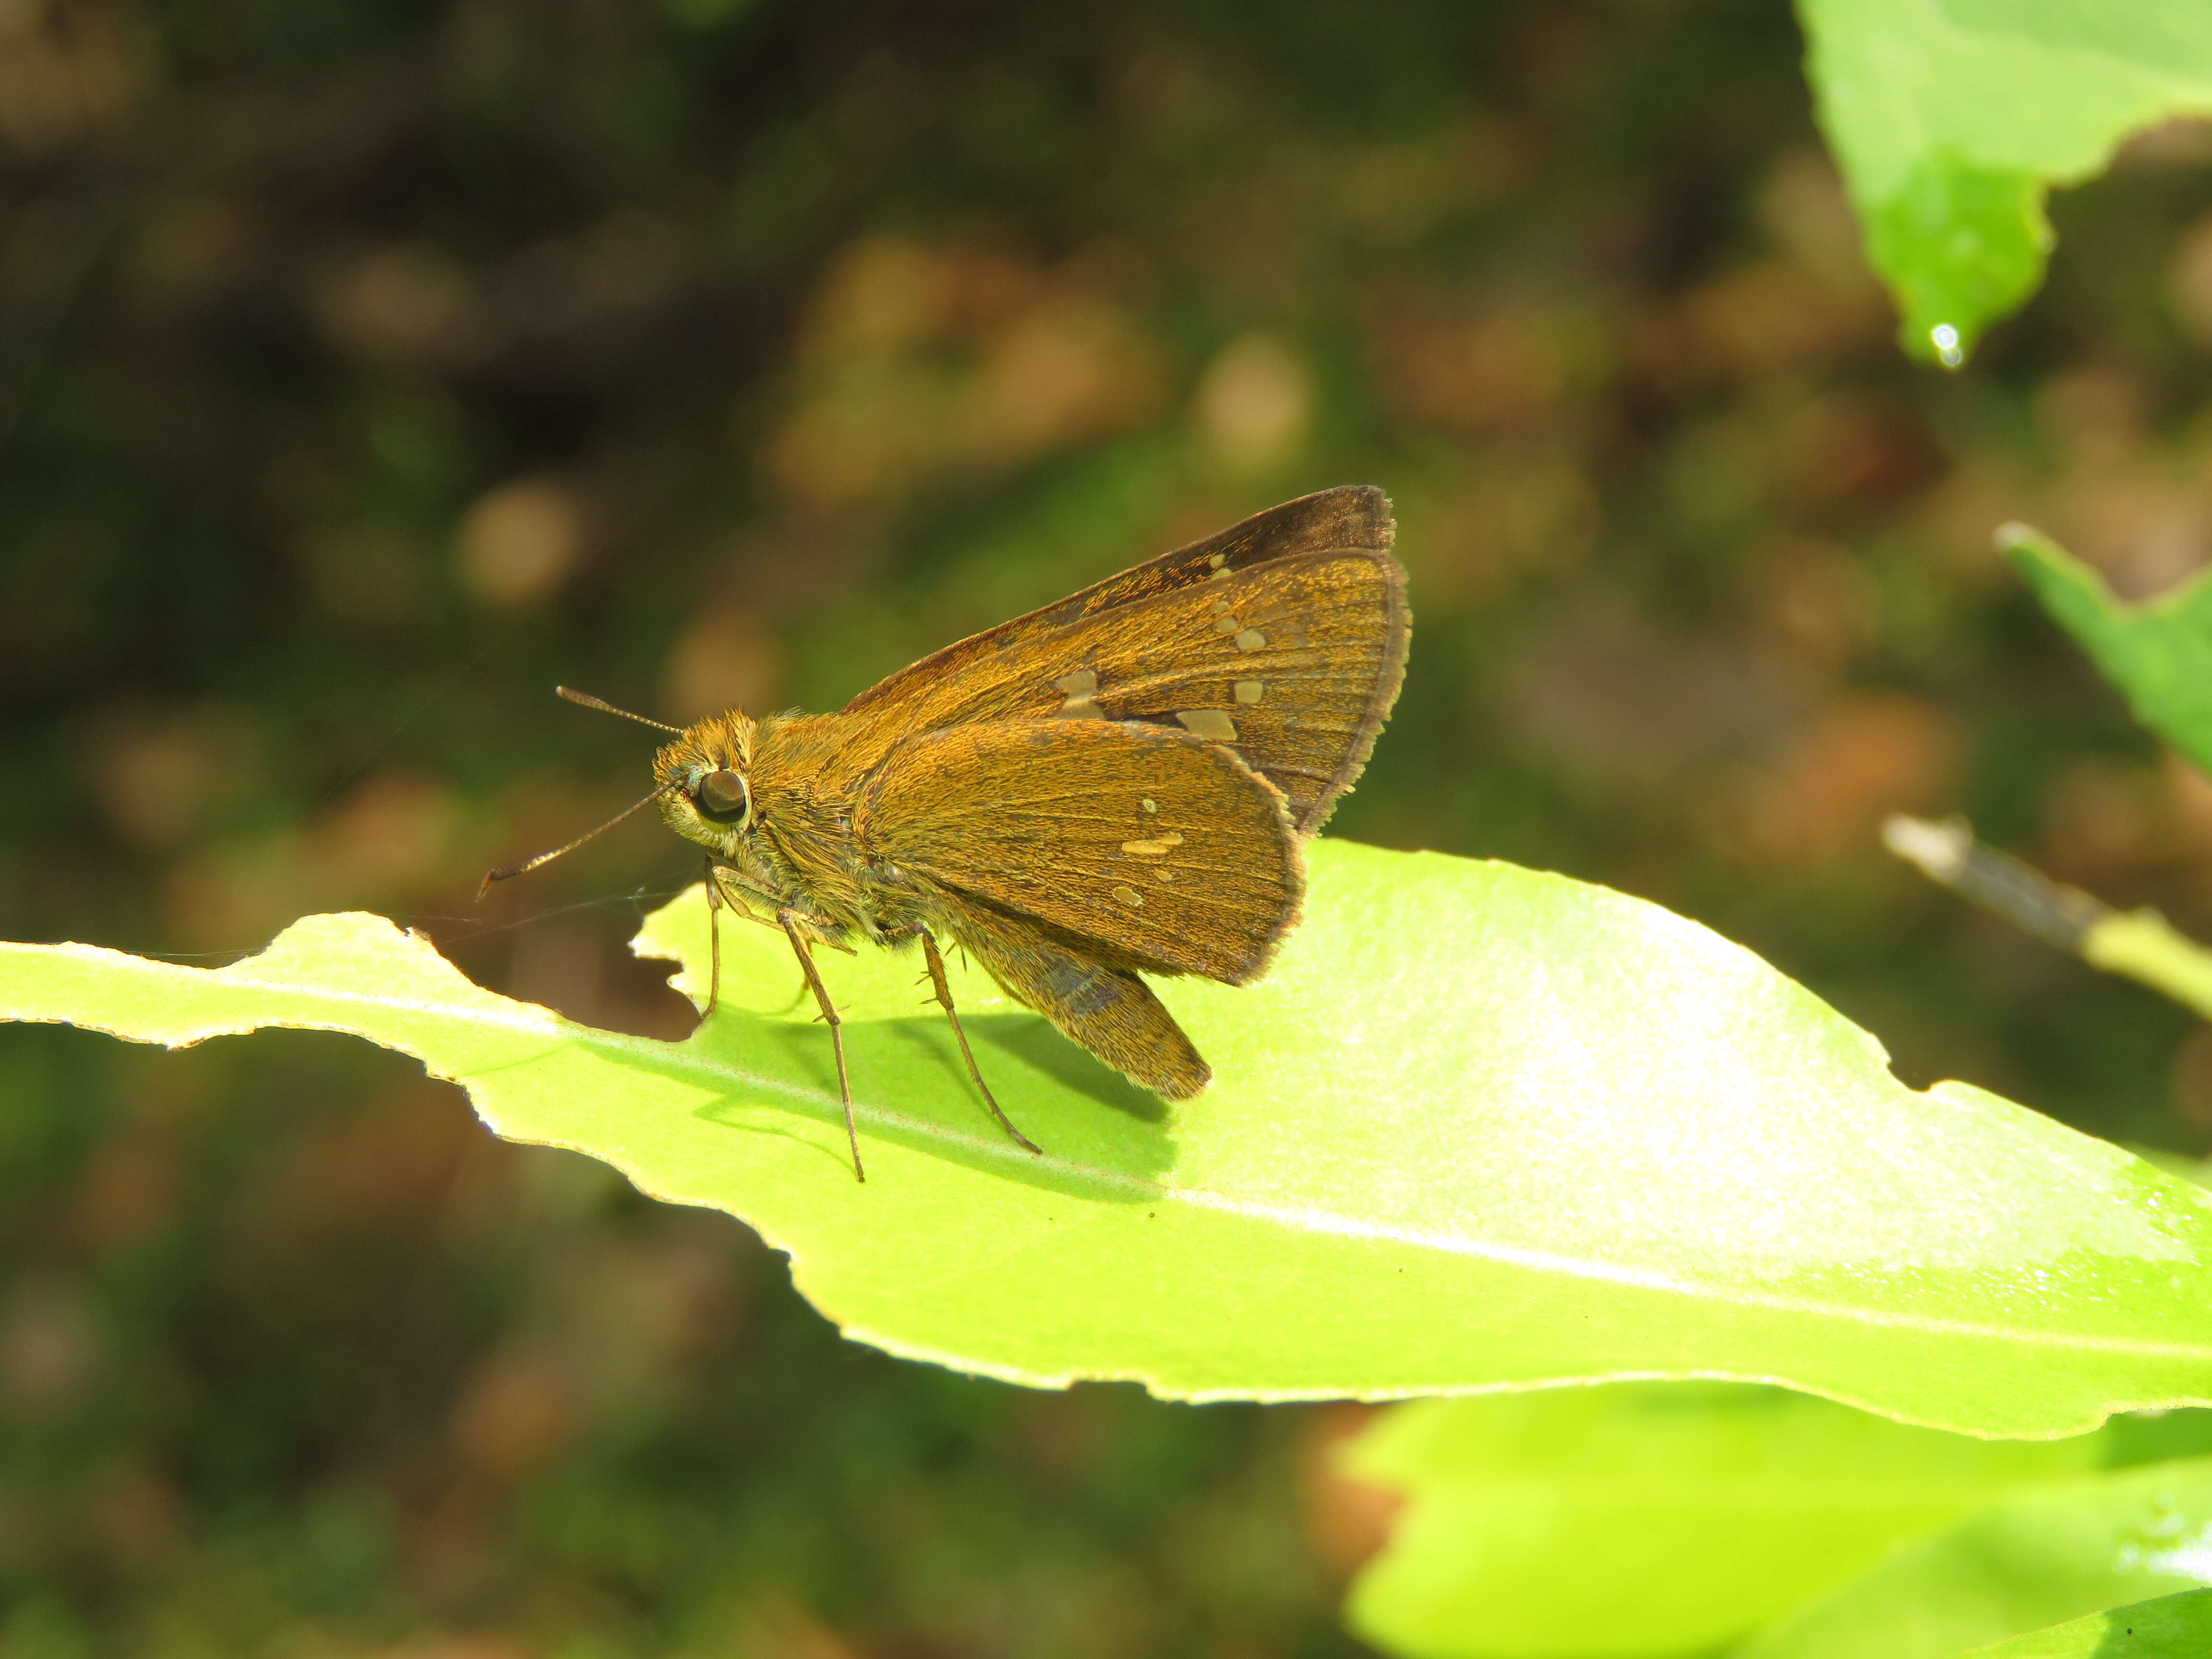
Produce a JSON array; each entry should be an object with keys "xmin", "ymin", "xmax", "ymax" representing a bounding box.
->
[
  {"xmin": 1214, "ymin": 615, "xmax": 1241, "ymax": 635},
  {"xmin": 1206, "ymin": 552, "xmax": 1226, "ymax": 568},
  {"xmin": 1113, "ymin": 885, "xmax": 1145, "ymax": 907},
  {"xmin": 1209, "ymin": 567, "xmax": 1233, "ymax": 582},
  {"xmin": 1052, "ymin": 665, "xmax": 1106, "ymax": 718},
  {"xmin": 1156, "ymin": 869, "xmax": 1177, "ymax": 882},
  {"xmin": 1212, "ymin": 597, "xmax": 1232, "ymax": 613},
  {"xmin": 1177, "ymin": 709, "xmax": 1238, "ymax": 743},
  {"xmin": 1141, "ymin": 798, "xmax": 1158, "ymax": 813},
  {"xmin": 1234, "ymin": 679, "xmax": 1264, "ymax": 704},
  {"xmin": 1120, "ymin": 832, "xmax": 1187, "ymax": 856},
  {"xmin": 1234, "ymin": 628, "xmax": 1266, "ymax": 651}
]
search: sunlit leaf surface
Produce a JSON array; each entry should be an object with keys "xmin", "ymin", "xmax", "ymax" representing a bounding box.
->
[
  {"xmin": 1742, "ymin": 1461, "xmax": 2212, "ymax": 1659},
  {"xmin": 6, "ymin": 841, "xmax": 2212, "ymax": 1422},
  {"xmin": 1944, "ymin": 1589, "xmax": 2212, "ymax": 1659},
  {"xmin": 2008, "ymin": 525, "xmax": 2212, "ymax": 776},
  {"xmin": 1799, "ymin": 0, "xmax": 2212, "ymax": 361},
  {"xmin": 1340, "ymin": 1384, "xmax": 2105, "ymax": 1659}
]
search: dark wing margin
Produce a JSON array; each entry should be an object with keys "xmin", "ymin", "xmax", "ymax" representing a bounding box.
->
[
  {"xmin": 1313, "ymin": 547, "xmax": 1407, "ymax": 831},
  {"xmin": 854, "ymin": 719, "xmax": 1303, "ymax": 986}
]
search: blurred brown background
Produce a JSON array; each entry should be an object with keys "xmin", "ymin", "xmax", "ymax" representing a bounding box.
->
[{"xmin": 6, "ymin": 0, "xmax": 2212, "ymax": 1654}]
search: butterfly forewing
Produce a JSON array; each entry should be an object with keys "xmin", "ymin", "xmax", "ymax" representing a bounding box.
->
[
  {"xmin": 1062, "ymin": 551, "xmax": 1403, "ymax": 831},
  {"xmin": 842, "ymin": 484, "xmax": 1392, "ymax": 716},
  {"xmin": 830, "ymin": 487, "xmax": 1407, "ymax": 831},
  {"xmin": 855, "ymin": 719, "xmax": 1302, "ymax": 984}
]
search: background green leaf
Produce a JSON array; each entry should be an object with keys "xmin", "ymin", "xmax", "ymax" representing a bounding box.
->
[
  {"xmin": 1740, "ymin": 1459, "xmax": 2212, "ymax": 1659},
  {"xmin": 8, "ymin": 841, "xmax": 2212, "ymax": 1424},
  {"xmin": 1798, "ymin": 0, "xmax": 2212, "ymax": 361},
  {"xmin": 2006, "ymin": 525, "xmax": 2212, "ymax": 777},
  {"xmin": 1340, "ymin": 1384, "xmax": 2110, "ymax": 1659},
  {"xmin": 1947, "ymin": 1589, "xmax": 2212, "ymax": 1658}
]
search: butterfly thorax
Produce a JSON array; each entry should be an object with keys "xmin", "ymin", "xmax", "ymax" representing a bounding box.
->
[{"xmin": 655, "ymin": 709, "xmax": 913, "ymax": 944}]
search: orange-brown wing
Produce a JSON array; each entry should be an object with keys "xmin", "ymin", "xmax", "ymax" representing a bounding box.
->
[
  {"xmin": 854, "ymin": 719, "xmax": 1302, "ymax": 985},
  {"xmin": 949, "ymin": 902, "xmax": 1213, "ymax": 1098},
  {"xmin": 829, "ymin": 488, "xmax": 1407, "ymax": 832},
  {"xmin": 842, "ymin": 484, "xmax": 1392, "ymax": 720},
  {"xmin": 1046, "ymin": 550, "xmax": 1404, "ymax": 833}
]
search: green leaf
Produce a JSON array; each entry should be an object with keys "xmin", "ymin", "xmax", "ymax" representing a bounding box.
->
[
  {"xmin": 7, "ymin": 841, "xmax": 2212, "ymax": 1419},
  {"xmin": 1341, "ymin": 1384, "xmax": 2104, "ymax": 1659},
  {"xmin": 1798, "ymin": 0, "xmax": 2212, "ymax": 362},
  {"xmin": 2005, "ymin": 523, "xmax": 2212, "ymax": 777},
  {"xmin": 1948, "ymin": 1589, "xmax": 2212, "ymax": 1659},
  {"xmin": 1741, "ymin": 1460, "xmax": 2212, "ymax": 1659}
]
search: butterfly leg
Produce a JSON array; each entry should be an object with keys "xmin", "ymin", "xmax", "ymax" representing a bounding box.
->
[
  {"xmin": 701, "ymin": 854, "xmax": 724, "ymax": 1019},
  {"xmin": 780, "ymin": 910, "xmax": 863, "ymax": 1183},
  {"xmin": 921, "ymin": 930, "xmax": 1042, "ymax": 1157}
]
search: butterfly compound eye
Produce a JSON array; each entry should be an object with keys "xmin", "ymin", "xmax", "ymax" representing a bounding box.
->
[{"xmin": 694, "ymin": 769, "xmax": 750, "ymax": 824}]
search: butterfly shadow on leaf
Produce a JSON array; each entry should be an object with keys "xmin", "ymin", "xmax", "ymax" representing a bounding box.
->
[{"xmin": 661, "ymin": 1007, "xmax": 1177, "ymax": 1194}]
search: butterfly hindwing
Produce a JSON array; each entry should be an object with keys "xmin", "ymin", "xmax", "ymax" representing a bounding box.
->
[
  {"xmin": 947, "ymin": 901, "xmax": 1213, "ymax": 1099},
  {"xmin": 854, "ymin": 718, "xmax": 1302, "ymax": 985}
]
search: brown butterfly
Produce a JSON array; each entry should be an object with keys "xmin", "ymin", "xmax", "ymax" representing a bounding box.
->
[{"xmin": 484, "ymin": 485, "xmax": 1408, "ymax": 1179}]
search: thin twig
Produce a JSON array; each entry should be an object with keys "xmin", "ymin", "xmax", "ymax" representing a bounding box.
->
[{"xmin": 1883, "ymin": 814, "xmax": 2212, "ymax": 1020}]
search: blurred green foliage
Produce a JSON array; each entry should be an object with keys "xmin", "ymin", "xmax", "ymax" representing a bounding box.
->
[
  {"xmin": 1735, "ymin": 1456, "xmax": 2212, "ymax": 1659},
  {"xmin": 9, "ymin": 0, "xmax": 2212, "ymax": 1654},
  {"xmin": 2009, "ymin": 525, "xmax": 2212, "ymax": 778},
  {"xmin": 1342, "ymin": 1386, "xmax": 2212, "ymax": 1659},
  {"xmin": 1801, "ymin": 0, "xmax": 2212, "ymax": 362}
]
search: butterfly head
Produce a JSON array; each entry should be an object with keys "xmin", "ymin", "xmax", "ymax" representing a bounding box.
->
[{"xmin": 653, "ymin": 711, "xmax": 758, "ymax": 852}]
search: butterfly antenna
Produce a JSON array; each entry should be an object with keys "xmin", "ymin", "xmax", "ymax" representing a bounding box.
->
[
  {"xmin": 556, "ymin": 685, "xmax": 683, "ymax": 734},
  {"xmin": 479, "ymin": 786, "xmax": 669, "ymax": 899}
]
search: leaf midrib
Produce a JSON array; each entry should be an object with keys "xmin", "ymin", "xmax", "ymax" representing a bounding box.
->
[{"xmin": 45, "ymin": 950, "xmax": 2206, "ymax": 1367}]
